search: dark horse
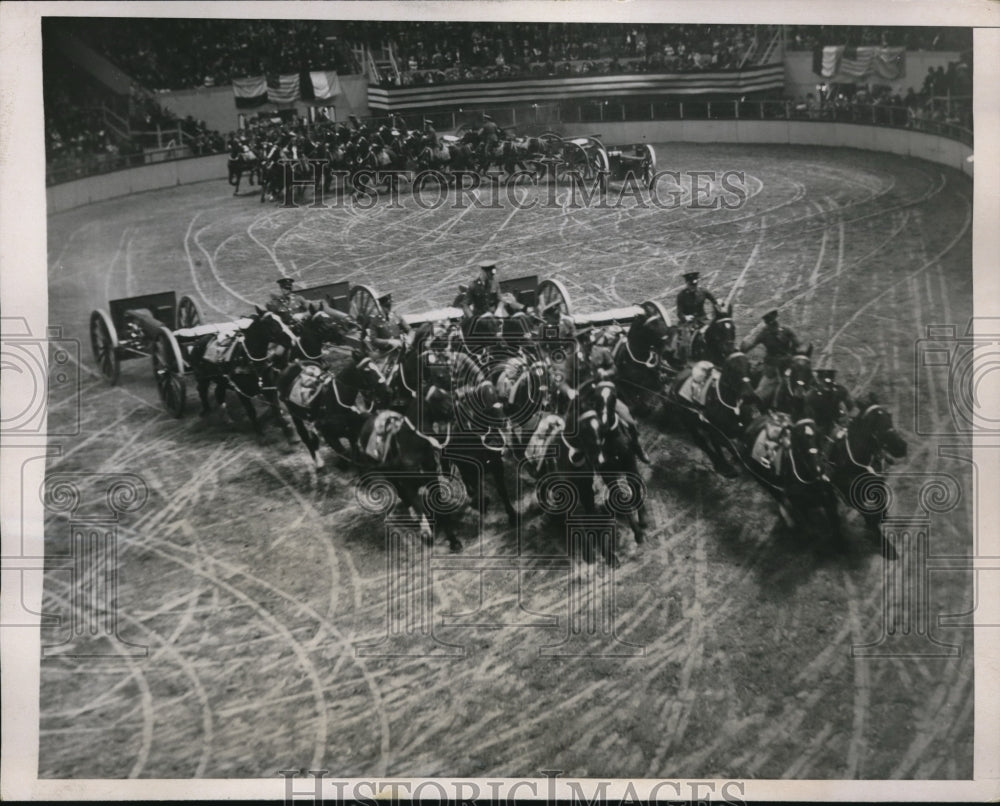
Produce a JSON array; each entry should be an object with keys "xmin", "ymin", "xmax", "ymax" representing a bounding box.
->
[
  {"xmin": 666, "ymin": 351, "xmax": 758, "ymax": 477},
  {"xmin": 766, "ymin": 349, "xmax": 815, "ymax": 417},
  {"xmin": 227, "ymin": 143, "xmax": 259, "ymax": 196},
  {"xmin": 613, "ymin": 303, "xmax": 671, "ymax": 415},
  {"xmin": 186, "ymin": 308, "xmax": 295, "ymax": 437},
  {"xmin": 537, "ymin": 383, "xmax": 649, "ymax": 567},
  {"xmin": 444, "ymin": 374, "xmax": 518, "ymax": 526},
  {"xmin": 741, "ymin": 415, "xmax": 843, "ymax": 544},
  {"xmin": 357, "ymin": 385, "xmax": 465, "ymax": 553},
  {"xmin": 825, "ymin": 399, "xmax": 907, "ymax": 539},
  {"xmin": 277, "ymin": 353, "xmax": 392, "ymax": 470}
]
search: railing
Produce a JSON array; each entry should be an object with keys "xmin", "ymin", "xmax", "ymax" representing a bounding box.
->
[{"xmin": 46, "ymin": 98, "xmax": 972, "ymax": 186}]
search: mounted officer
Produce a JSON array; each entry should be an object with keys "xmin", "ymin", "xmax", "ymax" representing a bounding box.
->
[
  {"xmin": 460, "ymin": 260, "xmax": 524, "ymax": 319},
  {"xmin": 266, "ymin": 277, "xmax": 308, "ymax": 323},
  {"xmin": 478, "ymin": 113, "xmax": 502, "ymax": 168},
  {"xmin": 670, "ymin": 271, "xmax": 719, "ymax": 361},
  {"xmin": 366, "ymin": 292, "xmax": 411, "ymax": 352},
  {"xmin": 739, "ymin": 308, "xmax": 804, "ymax": 408}
]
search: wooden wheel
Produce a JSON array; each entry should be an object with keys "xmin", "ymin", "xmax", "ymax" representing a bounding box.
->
[
  {"xmin": 349, "ymin": 283, "xmax": 383, "ymax": 327},
  {"xmin": 586, "ymin": 138, "xmax": 610, "ymax": 192},
  {"xmin": 89, "ymin": 309, "xmax": 120, "ymax": 385},
  {"xmin": 640, "ymin": 298, "xmax": 673, "ymax": 329},
  {"xmin": 176, "ymin": 295, "xmax": 202, "ymax": 330},
  {"xmin": 537, "ymin": 278, "xmax": 573, "ymax": 319},
  {"xmin": 641, "ymin": 144, "xmax": 657, "ymax": 190},
  {"xmin": 151, "ymin": 327, "xmax": 186, "ymax": 417}
]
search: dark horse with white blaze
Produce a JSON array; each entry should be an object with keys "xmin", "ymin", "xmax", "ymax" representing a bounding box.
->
[
  {"xmin": 666, "ymin": 351, "xmax": 758, "ymax": 477},
  {"xmin": 186, "ymin": 308, "xmax": 295, "ymax": 436},
  {"xmin": 741, "ymin": 415, "xmax": 843, "ymax": 543},
  {"xmin": 824, "ymin": 399, "xmax": 907, "ymax": 540},
  {"xmin": 357, "ymin": 385, "xmax": 465, "ymax": 553},
  {"xmin": 276, "ymin": 353, "xmax": 392, "ymax": 469},
  {"xmin": 537, "ymin": 380, "xmax": 649, "ymax": 566}
]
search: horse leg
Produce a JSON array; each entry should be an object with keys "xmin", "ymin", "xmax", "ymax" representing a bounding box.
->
[
  {"xmin": 294, "ymin": 416, "xmax": 324, "ymax": 469},
  {"xmin": 489, "ymin": 455, "xmax": 518, "ymax": 526},
  {"xmin": 215, "ymin": 378, "xmax": 234, "ymax": 424},
  {"xmin": 197, "ymin": 373, "xmax": 212, "ymax": 416}
]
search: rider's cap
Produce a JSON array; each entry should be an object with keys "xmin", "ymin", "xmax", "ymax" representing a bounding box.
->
[
  {"xmin": 378, "ymin": 293, "xmax": 392, "ymax": 305},
  {"xmin": 277, "ymin": 277, "xmax": 295, "ymax": 290},
  {"xmin": 478, "ymin": 260, "xmax": 497, "ymax": 272},
  {"xmin": 762, "ymin": 309, "xmax": 780, "ymax": 324},
  {"xmin": 816, "ymin": 368, "xmax": 837, "ymax": 382},
  {"xmin": 423, "ymin": 119, "xmax": 434, "ymax": 126},
  {"xmin": 372, "ymin": 142, "xmax": 383, "ymax": 149},
  {"xmin": 483, "ymin": 113, "xmax": 495, "ymax": 122},
  {"xmin": 683, "ymin": 271, "xmax": 700, "ymax": 282}
]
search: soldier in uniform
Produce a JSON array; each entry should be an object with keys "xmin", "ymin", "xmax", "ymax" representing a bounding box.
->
[
  {"xmin": 670, "ymin": 271, "xmax": 720, "ymax": 360},
  {"xmin": 739, "ymin": 309, "xmax": 804, "ymax": 409},
  {"xmin": 461, "ymin": 261, "xmax": 524, "ymax": 319},
  {"xmin": 478, "ymin": 113, "xmax": 501, "ymax": 168},
  {"xmin": 266, "ymin": 277, "xmax": 308, "ymax": 323},
  {"xmin": 366, "ymin": 292, "xmax": 411, "ymax": 352}
]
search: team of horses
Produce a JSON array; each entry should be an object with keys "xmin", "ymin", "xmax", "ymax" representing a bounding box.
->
[
  {"xmin": 228, "ymin": 119, "xmax": 563, "ymax": 204},
  {"xmin": 182, "ymin": 294, "xmax": 907, "ymax": 566}
]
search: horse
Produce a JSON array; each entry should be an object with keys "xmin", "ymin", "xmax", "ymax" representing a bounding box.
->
[
  {"xmin": 228, "ymin": 142, "xmax": 258, "ymax": 195},
  {"xmin": 824, "ymin": 399, "xmax": 907, "ymax": 538},
  {"xmin": 276, "ymin": 352, "xmax": 392, "ymax": 469},
  {"xmin": 613, "ymin": 304, "xmax": 672, "ymax": 415},
  {"xmin": 690, "ymin": 305, "xmax": 737, "ymax": 367},
  {"xmin": 537, "ymin": 385, "xmax": 649, "ymax": 567},
  {"xmin": 666, "ymin": 351, "xmax": 758, "ymax": 477},
  {"xmin": 357, "ymin": 384, "xmax": 464, "ymax": 552},
  {"xmin": 741, "ymin": 415, "xmax": 843, "ymax": 542},
  {"xmin": 768, "ymin": 349, "xmax": 816, "ymax": 417},
  {"xmin": 444, "ymin": 373, "xmax": 518, "ymax": 526},
  {"xmin": 186, "ymin": 308, "xmax": 296, "ymax": 437}
]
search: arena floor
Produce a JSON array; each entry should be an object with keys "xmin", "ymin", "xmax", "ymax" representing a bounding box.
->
[{"xmin": 41, "ymin": 142, "xmax": 974, "ymax": 779}]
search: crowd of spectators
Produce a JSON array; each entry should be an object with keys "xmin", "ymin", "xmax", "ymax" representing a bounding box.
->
[
  {"xmin": 785, "ymin": 26, "xmax": 971, "ymax": 52},
  {"xmin": 353, "ymin": 23, "xmax": 763, "ymax": 86},
  {"xmin": 791, "ymin": 59, "xmax": 972, "ymax": 134},
  {"xmin": 70, "ymin": 18, "xmax": 360, "ymax": 91}
]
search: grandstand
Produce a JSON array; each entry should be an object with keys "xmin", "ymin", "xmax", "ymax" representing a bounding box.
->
[{"xmin": 42, "ymin": 19, "xmax": 972, "ymax": 184}]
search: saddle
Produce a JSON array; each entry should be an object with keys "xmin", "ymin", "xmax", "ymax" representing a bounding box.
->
[
  {"xmin": 525, "ymin": 413, "xmax": 566, "ymax": 470},
  {"xmin": 750, "ymin": 412, "xmax": 791, "ymax": 474},
  {"xmin": 364, "ymin": 409, "xmax": 405, "ymax": 463},
  {"xmin": 287, "ymin": 363, "xmax": 327, "ymax": 409},
  {"xmin": 203, "ymin": 333, "xmax": 240, "ymax": 365},
  {"xmin": 677, "ymin": 361, "xmax": 717, "ymax": 407}
]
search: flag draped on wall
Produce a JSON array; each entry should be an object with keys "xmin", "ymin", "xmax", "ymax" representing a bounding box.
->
[
  {"xmin": 232, "ymin": 75, "xmax": 268, "ymax": 108},
  {"xmin": 233, "ymin": 72, "xmax": 341, "ymax": 106},
  {"xmin": 812, "ymin": 46, "xmax": 906, "ymax": 82}
]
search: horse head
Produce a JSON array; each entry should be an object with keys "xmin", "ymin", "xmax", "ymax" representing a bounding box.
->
[
  {"xmin": 705, "ymin": 313, "xmax": 737, "ymax": 360},
  {"xmin": 628, "ymin": 305, "xmax": 670, "ymax": 365},
  {"xmin": 784, "ymin": 353, "xmax": 815, "ymax": 399},
  {"xmin": 351, "ymin": 352, "xmax": 392, "ymax": 410},
  {"xmin": 247, "ymin": 306, "xmax": 295, "ymax": 359},
  {"xmin": 592, "ymin": 379, "xmax": 619, "ymax": 433},
  {"xmin": 718, "ymin": 351, "xmax": 756, "ymax": 405},
  {"xmin": 786, "ymin": 418, "xmax": 825, "ymax": 484},
  {"xmin": 858, "ymin": 399, "xmax": 907, "ymax": 460}
]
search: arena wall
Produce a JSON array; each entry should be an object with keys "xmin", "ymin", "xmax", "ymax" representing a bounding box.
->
[{"xmin": 45, "ymin": 122, "xmax": 973, "ymax": 214}]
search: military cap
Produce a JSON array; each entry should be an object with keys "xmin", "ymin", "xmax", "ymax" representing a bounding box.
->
[
  {"xmin": 378, "ymin": 293, "xmax": 392, "ymax": 305},
  {"xmin": 277, "ymin": 277, "xmax": 295, "ymax": 290},
  {"xmin": 762, "ymin": 309, "xmax": 780, "ymax": 324},
  {"xmin": 683, "ymin": 271, "xmax": 700, "ymax": 282},
  {"xmin": 478, "ymin": 260, "xmax": 497, "ymax": 272}
]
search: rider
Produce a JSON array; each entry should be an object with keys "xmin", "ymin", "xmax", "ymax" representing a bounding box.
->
[
  {"xmin": 366, "ymin": 292, "xmax": 411, "ymax": 352},
  {"xmin": 478, "ymin": 113, "xmax": 501, "ymax": 166},
  {"xmin": 671, "ymin": 271, "xmax": 719, "ymax": 360},
  {"xmin": 267, "ymin": 277, "xmax": 308, "ymax": 322},
  {"xmin": 461, "ymin": 261, "xmax": 524, "ymax": 319},
  {"xmin": 739, "ymin": 309, "xmax": 804, "ymax": 409},
  {"xmin": 423, "ymin": 118, "xmax": 440, "ymax": 149}
]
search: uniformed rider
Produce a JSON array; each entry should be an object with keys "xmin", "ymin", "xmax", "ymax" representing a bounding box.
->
[
  {"xmin": 670, "ymin": 271, "xmax": 719, "ymax": 360},
  {"xmin": 366, "ymin": 292, "xmax": 411, "ymax": 352},
  {"xmin": 267, "ymin": 277, "xmax": 308, "ymax": 322},
  {"xmin": 478, "ymin": 113, "xmax": 501, "ymax": 165},
  {"xmin": 739, "ymin": 309, "xmax": 804, "ymax": 408},
  {"xmin": 461, "ymin": 261, "xmax": 524, "ymax": 319}
]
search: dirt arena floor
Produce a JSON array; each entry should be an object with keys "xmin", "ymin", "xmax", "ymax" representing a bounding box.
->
[{"xmin": 40, "ymin": 142, "xmax": 974, "ymax": 779}]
